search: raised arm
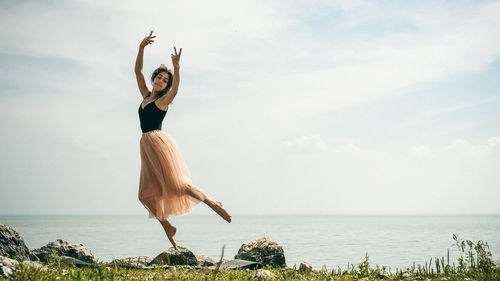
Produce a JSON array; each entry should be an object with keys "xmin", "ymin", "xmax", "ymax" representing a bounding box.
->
[
  {"xmin": 160, "ymin": 47, "xmax": 182, "ymax": 106},
  {"xmin": 135, "ymin": 31, "xmax": 155, "ymax": 98}
]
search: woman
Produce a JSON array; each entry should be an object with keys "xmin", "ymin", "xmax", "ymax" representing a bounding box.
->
[{"xmin": 135, "ymin": 30, "xmax": 231, "ymax": 250}]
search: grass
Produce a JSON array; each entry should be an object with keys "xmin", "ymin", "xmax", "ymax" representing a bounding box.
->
[{"xmin": 3, "ymin": 234, "xmax": 499, "ymax": 280}]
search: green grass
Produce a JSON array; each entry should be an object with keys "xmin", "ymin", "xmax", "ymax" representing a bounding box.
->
[{"xmin": 3, "ymin": 234, "xmax": 499, "ymax": 281}]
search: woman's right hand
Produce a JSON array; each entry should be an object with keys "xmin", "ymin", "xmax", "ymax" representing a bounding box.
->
[{"xmin": 140, "ymin": 30, "xmax": 156, "ymax": 49}]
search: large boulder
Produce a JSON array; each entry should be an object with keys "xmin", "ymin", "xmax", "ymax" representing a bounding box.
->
[
  {"xmin": 148, "ymin": 247, "xmax": 198, "ymax": 266},
  {"xmin": 234, "ymin": 237, "xmax": 286, "ymax": 268},
  {"xmin": 0, "ymin": 224, "xmax": 30, "ymax": 261},
  {"xmin": 0, "ymin": 255, "xmax": 19, "ymax": 278},
  {"xmin": 31, "ymin": 239, "xmax": 95, "ymax": 264}
]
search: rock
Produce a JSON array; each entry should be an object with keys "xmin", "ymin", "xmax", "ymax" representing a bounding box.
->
[
  {"xmin": 299, "ymin": 262, "xmax": 312, "ymax": 272},
  {"xmin": 0, "ymin": 255, "xmax": 19, "ymax": 278},
  {"xmin": 61, "ymin": 256, "xmax": 93, "ymax": 267},
  {"xmin": 234, "ymin": 237, "xmax": 286, "ymax": 268},
  {"xmin": 253, "ymin": 268, "xmax": 275, "ymax": 280},
  {"xmin": 112, "ymin": 256, "xmax": 154, "ymax": 268},
  {"xmin": 29, "ymin": 253, "xmax": 40, "ymax": 262},
  {"xmin": 195, "ymin": 254, "xmax": 217, "ymax": 266},
  {"xmin": 30, "ymin": 239, "xmax": 95, "ymax": 264},
  {"xmin": 148, "ymin": 246, "xmax": 198, "ymax": 266},
  {"xmin": 0, "ymin": 224, "xmax": 30, "ymax": 261},
  {"xmin": 180, "ymin": 265, "xmax": 194, "ymax": 269}
]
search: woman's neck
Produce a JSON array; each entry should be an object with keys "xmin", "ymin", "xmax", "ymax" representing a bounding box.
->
[{"xmin": 150, "ymin": 90, "xmax": 160, "ymax": 99}]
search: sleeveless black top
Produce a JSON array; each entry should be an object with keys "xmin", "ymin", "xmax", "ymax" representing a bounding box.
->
[{"xmin": 138, "ymin": 99, "xmax": 168, "ymax": 133}]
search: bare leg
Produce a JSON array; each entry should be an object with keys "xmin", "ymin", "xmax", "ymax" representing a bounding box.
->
[
  {"xmin": 141, "ymin": 198, "xmax": 179, "ymax": 250},
  {"xmin": 184, "ymin": 183, "xmax": 208, "ymax": 202},
  {"xmin": 206, "ymin": 200, "xmax": 232, "ymax": 223},
  {"xmin": 185, "ymin": 184, "xmax": 232, "ymax": 223},
  {"xmin": 159, "ymin": 219, "xmax": 178, "ymax": 250}
]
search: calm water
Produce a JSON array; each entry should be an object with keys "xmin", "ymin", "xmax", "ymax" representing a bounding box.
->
[{"xmin": 1, "ymin": 214, "xmax": 499, "ymax": 270}]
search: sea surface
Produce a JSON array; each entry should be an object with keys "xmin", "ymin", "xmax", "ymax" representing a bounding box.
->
[{"xmin": 1, "ymin": 214, "xmax": 499, "ymax": 271}]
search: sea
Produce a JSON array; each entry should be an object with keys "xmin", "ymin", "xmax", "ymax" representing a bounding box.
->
[{"xmin": 1, "ymin": 214, "xmax": 499, "ymax": 271}]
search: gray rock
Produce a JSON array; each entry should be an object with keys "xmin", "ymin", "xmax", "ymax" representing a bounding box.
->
[
  {"xmin": 195, "ymin": 254, "xmax": 217, "ymax": 266},
  {"xmin": 148, "ymin": 246, "xmax": 198, "ymax": 266},
  {"xmin": 299, "ymin": 262, "xmax": 312, "ymax": 272},
  {"xmin": 111, "ymin": 256, "xmax": 154, "ymax": 268},
  {"xmin": 0, "ymin": 255, "xmax": 19, "ymax": 278},
  {"xmin": 29, "ymin": 253, "xmax": 40, "ymax": 262},
  {"xmin": 234, "ymin": 237, "xmax": 287, "ymax": 268},
  {"xmin": 253, "ymin": 268, "xmax": 275, "ymax": 280},
  {"xmin": 31, "ymin": 239, "xmax": 95, "ymax": 264},
  {"xmin": 0, "ymin": 224, "xmax": 30, "ymax": 261},
  {"xmin": 61, "ymin": 256, "xmax": 93, "ymax": 267}
]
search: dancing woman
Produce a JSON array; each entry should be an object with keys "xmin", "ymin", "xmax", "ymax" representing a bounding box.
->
[{"xmin": 135, "ymin": 30, "xmax": 231, "ymax": 250}]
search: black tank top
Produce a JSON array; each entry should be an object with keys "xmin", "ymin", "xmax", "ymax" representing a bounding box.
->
[{"xmin": 138, "ymin": 99, "xmax": 168, "ymax": 133}]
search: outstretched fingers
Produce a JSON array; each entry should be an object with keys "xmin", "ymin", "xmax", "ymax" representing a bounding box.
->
[
  {"xmin": 172, "ymin": 47, "xmax": 182, "ymax": 57},
  {"xmin": 147, "ymin": 30, "xmax": 156, "ymax": 39},
  {"xmin": 144, "ymin": 30, "xmax": 156, "ymax": 45},
  {"xmin": 171, "ymin": 47, "xmax": 182, "ymax": 68},
  {"xmin": 141, "ymin": 31, "xmax": 156, "ymax": 48}
]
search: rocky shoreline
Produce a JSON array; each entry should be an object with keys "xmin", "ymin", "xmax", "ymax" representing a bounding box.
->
[
  {"xmin": 2, "ymin": 223, "xmax": 500, "ymax": 280},
  {"xmin": 1, "ymin": 223, "xmax": 309, "ymax": 279}
]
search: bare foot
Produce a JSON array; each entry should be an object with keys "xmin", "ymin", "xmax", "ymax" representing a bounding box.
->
[
  {"xmin": 209, "ymin": 200, "xmax": 232, "ymax": 223},
  {"xmin": 165, "ymin": 225, "xmax": 178, "ymax": 250}
]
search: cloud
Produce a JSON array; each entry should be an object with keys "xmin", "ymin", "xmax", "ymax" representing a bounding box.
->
[
  {"xmin": 408, "ymin": 145, "xmax": 433, "ymax": 159},
  {"xmin": 160, "ymin": 0, "xmax": 500, "ymax": 145},
  {"xmin": 284, "ymin": 134, "xmax": 328, "ymax": 153},
  {"xmin": 421, "ymin": 96, "xmax": 500, "ymax": 117},
  {"xmin": 445, "ymin": 137, "xmax": 500, "ymax": 157},
  {"xmin": 3, "ymin": 0, "xmax": 500, "ymax": 116},
  {"xmin": 251, "ymin": 0, "xmax": 500, "ymax": 115},
  {"xmin": 265, "ymin": 136, "xmax": 500, "ymax": 214}
]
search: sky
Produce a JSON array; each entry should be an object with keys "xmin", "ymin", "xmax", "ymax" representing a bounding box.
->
[{"xmin": 0, "ymin": 0, "xmax": 499, "ymax": 216}]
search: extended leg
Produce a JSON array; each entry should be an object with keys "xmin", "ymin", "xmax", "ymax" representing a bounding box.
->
[
  {"xmin": 184, "ymin": 183, "xmax": 208, "ymax": 202},
  {"xmin": 185, "ymin": 184, "xmax": 232, "ymax": 223}
]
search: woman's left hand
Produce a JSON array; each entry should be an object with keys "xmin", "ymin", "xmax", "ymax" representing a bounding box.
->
[{"xmin": 171, "ymin": 47, "xmax": 182, "ymax": 69}]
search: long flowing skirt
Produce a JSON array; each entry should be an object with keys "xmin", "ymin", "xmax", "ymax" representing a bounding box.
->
[{"xmin": 138, "ymin": 130, "xmax": 201, "ymax": 220}]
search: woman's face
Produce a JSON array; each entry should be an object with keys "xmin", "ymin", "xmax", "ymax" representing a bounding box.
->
[{"xmin": 153, "ymin": 72, "xmax": 169, "ymax": 92}]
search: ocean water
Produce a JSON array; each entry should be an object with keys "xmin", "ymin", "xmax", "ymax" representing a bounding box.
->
[{"xmin": 1, "ymin": 214, "xmax": 499, "ymax": 271}]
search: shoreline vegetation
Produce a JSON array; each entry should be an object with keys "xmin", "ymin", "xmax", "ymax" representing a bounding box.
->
[{"xmin": 3, "ymin": 235, "xmax": 500, "ymax": 281}]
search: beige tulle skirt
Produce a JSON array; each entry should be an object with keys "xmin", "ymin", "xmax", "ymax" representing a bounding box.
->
[{"xmin": 138, "ymin": 130, "xmax": 202, "ymax": 220}]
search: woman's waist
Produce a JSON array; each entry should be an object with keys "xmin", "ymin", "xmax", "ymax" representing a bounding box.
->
[{"xmin": 142, "ymin": 129, "xmax": 163, "ymax": 135}]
